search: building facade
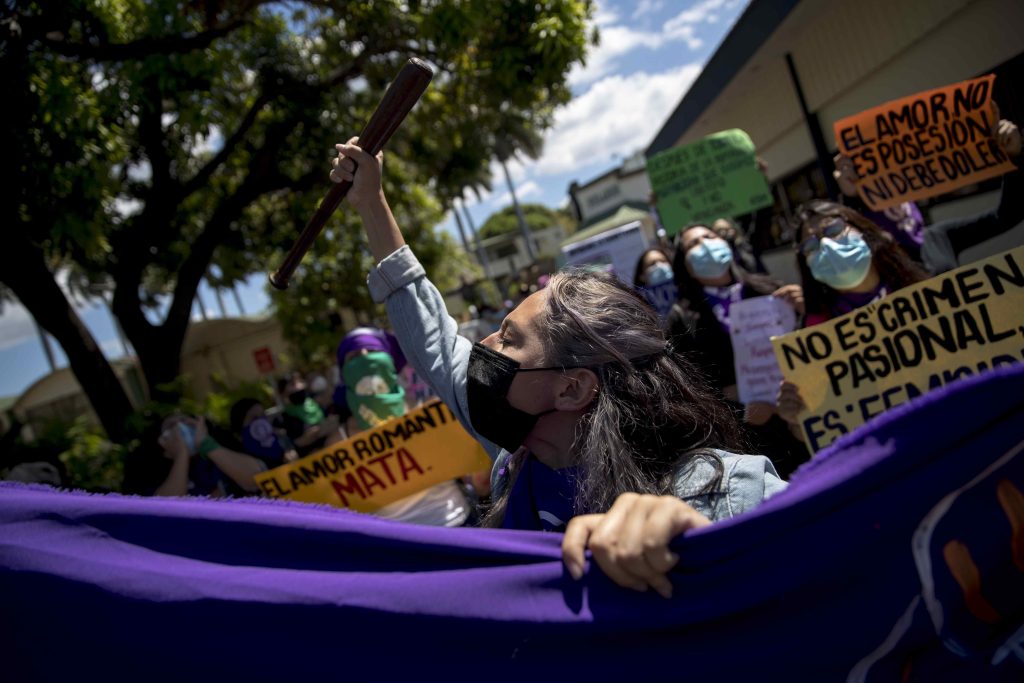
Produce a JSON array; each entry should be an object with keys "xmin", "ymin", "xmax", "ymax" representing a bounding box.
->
[{"xmin": 648, "ymin": 0, "xmax": 1024, "ymax": 280}]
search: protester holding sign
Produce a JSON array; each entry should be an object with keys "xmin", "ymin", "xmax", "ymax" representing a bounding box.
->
[
  {"xmin": 331, "ymin": 137, "xmax": 786, "ymax": 599},
  {"xmin": 794, "ymin": 199, "xmax": 932, "ymax": 326},
  {"xmin": 667, "ymin": 224, "xmax": 808, "ymax": 476},
  {"xmin": 774, "ymin": 246, "xmax": 1024, "ymax": 452},
  {"xmin": 834, "ymin": 75, "xmax": 1016, "ymax": 210},
  {"xmin": 834, "ymin": 115, "xmax": 1023, "ymax": 272},
  {"xmin": 833, "ymin": 153, "xmax": 926, "ymax": 262},
  {"xmin": 777, "ymin": 200, "xmax": 932, "ymax": 438},
  {"xmin": 336, "ymin": 327, "xmax": 471, "ymax": 527}
]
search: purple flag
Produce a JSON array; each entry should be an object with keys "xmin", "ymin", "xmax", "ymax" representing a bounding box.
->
[{"xmin": 2, "ymin": 364, "xmax": 1023, "ymax": 681}]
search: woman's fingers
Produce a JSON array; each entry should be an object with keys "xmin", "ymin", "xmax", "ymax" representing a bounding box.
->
[
  {"xmin": 772, "ymin": 285, "xmax": 805, "ymax": 314},
  {"xmin": 563, "ymin": 494, "xmax": 714, "ymax": 599},
  {"xmin": 777, "ymin": 381, "xmax": 805, "ymax": 423},
  {"xmin": 587, "ymin": 495, "xmax": 648, "ymax": 591},
  {"xmin": 599, "ymin": 495, "xmax": 662, "ymax": 590},
  {"xmin": 996, "ymin": 119, "xmax": 1021, "ymax": 157},
  {"xmin": 562, "ymin": 514, "xmax": 600, "ymax": 580}
]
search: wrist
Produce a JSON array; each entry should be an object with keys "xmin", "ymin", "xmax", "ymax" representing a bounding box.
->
[
  {"xmin": 353, "ymin": 190, "xmax": 387, "ymax": 217},
  {"xmin": 198, "ymin": 435, "xmax": 220, "ymax": 459}
]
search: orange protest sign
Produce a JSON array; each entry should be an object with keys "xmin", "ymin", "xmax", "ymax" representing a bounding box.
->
[
  {"xmin": 833, "ymin": 75, "xmax": 1016, "ymax": 211},
  {"xmin": 255, "ymin": 398, "xmax": 492, "ymax": 512}
]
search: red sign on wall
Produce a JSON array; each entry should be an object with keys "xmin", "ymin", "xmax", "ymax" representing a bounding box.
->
[{"xmin": 252, "ymin": 347, "xmax": 276, "ymax": 374}]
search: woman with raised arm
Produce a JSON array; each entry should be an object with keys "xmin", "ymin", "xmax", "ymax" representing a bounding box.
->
[{"xmin": 331, "ymin": 138, "xmax": 786, "ymax": 599}]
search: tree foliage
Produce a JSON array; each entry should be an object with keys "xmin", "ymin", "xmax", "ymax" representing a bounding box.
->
[
  {"xmin": 478, "ymin": 203, "xmax": 575, "ymax": 239},
  {"xmin": 1, "ymin": 0, "xmax": 595, "ymax": 438}
]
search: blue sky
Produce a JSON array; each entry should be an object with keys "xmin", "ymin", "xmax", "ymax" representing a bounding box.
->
[{"xmin": 0, "ymin": 0, "xmax": 748, "ymax": 399}]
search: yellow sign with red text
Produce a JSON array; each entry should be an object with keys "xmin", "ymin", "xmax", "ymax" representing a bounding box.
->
[{"xmin": 255, "ymin": 399, "xmax": 491, "ymax": 512}]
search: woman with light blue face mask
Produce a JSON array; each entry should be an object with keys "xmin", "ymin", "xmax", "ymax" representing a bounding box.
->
[
  {"xmin": 777, "ymin": 201, "xmax": 929, "ymax": 436},
  {"xmin": 792, "ymin": 201, "xmax": 928, "ymax": 328},
  {"xmin": 632, "ymin": 247, "xmax": 678, "ymax": 322},
  {"xmin": 666, "ymin": 224, "xmax": 810, "ymax": 478}
]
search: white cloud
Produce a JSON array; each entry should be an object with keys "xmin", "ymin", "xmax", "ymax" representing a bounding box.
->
[
  {"xmin": 534, "ymin": 63, "xmax": 703, "ymax": 176},
  {"xmin": 570, "ymin": 0, "xmax": 741, "ymax": 88},
  {"xmin": 569, "ymin": 24, "xmax": 669, "ymax": 88},
  {"xmin": 0, "ymin": 301, "xmax": 39, "ymax": 351},
  {"xmin": 631, "ymin": 0, "xmax": 665, "ymax": 20},
  {"xmin": 494, "ymin": 180, "xmax": 541, "ymax": 206}
]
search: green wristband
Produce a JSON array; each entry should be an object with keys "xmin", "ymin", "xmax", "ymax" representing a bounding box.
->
[{"xmin": 198, "ymin": 435, "xmax": 220, "ymax": 459}]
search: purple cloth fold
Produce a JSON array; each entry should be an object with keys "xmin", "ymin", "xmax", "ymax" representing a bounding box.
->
[{"xmin": 2, "ymin": 364, "xmax": 1023, "ymax": 681}]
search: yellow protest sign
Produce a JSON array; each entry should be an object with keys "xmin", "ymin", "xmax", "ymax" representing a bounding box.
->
[
  {"xmin": 772, "ymin": 246, "xmax": 1024, "ymax": 453},
  {"xmin": 833, "ymin": 74, "xmax": 1016, "ymax": 211},
  {"xmin": 255, "ymin": 399, "xmax": 492, "ymax": 511}
]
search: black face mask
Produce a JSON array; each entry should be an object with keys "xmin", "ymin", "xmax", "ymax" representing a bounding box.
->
[
  {"xmin": 288, "ymin": 389, "xmax": 308, "ymax": 406},
  {"xmin": 466, "ymin": 343, "xmax": 569, "ymax": 453}
]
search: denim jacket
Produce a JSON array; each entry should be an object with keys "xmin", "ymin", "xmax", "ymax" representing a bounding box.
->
[{"xmin": 368, "ymin": 246, "xmax": 787, "ymax": 524}]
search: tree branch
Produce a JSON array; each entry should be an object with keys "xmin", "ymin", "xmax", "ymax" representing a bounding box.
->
[
  {"xmin": 28, "ymin": 16, "xmax": 247, "ymax": 62},
  {"xmin": 182, "ymin": 48, "xmax": 374, "ymax": 199},
  {"xmin": 181, "ymin": 93, "xmax": 271, "ymax": 198}
]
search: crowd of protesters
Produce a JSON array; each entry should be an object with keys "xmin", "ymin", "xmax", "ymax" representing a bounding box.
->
[{"xmin": 27, "ymin": 102, "xmax": 1014, "ymax": 591}]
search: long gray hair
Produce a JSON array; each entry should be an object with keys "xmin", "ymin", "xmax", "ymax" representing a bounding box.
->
[{"xmin": 483, "ymin": 269, "xmax": 746, "ymax": 526}]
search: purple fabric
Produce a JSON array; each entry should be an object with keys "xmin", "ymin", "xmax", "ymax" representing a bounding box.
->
[
  {"xmin": 703, "ymin": 281, "xmax": 743, "ymax": 334},
  {"xmin": 2, "ymin": 364, "xmax": 1023, "ymax": 681},
  {"xmin": 501, "ymin": 455, "xmax": 579, "ymax": 532},
  {"xmin": 832, "ymin": 282, "xmax": 890, "ymax": 317},
  {"xmin": 862, "ymin": 201, "xmax": 925, "ymax": 253},
  {"xmin": 336, "ymin": 327, "xmax": 407, "ymax": 372}
]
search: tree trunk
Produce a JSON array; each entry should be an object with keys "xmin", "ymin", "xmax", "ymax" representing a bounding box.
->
[{"xmin": 0, "ymin": 239, "xmax": 135, "ymax": 442}]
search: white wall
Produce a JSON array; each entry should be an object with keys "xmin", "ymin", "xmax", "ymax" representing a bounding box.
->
[
  {"xmin": 671, "ymin": 0, "xmax": 1024, "ymax": 184},
  {"xmin": 574, "ymin": 171, "xmax": 652, "ymax": 223}
]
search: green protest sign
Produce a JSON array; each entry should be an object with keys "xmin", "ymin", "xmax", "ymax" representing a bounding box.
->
[{"xmin": 647, "ymin": 129, "xmax": 773, "ymax": 235}]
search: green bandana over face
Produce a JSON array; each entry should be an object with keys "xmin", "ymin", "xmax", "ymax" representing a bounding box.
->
[
  {"xmin": 343, "ymin": 351, "xmax": 406, "ymax": 430},
  {"xmin": 284, "ymin": 397, "xmax": 324, "ymax": 426}
]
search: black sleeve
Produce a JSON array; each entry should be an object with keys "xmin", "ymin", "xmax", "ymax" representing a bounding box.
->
[{"xmin": 921, "ymin": 169, "xmax": 1024, "ymax": 274}]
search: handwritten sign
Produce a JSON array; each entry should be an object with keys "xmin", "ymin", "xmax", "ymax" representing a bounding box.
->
[
  {"xmin": 730, "ymin": 296, "xmax": 797, "ymax": 404},
  {"xmin": 772, "ymin": 246, "xmax": 1024, "ymax": 452},
  {"xmin": 834, "ymin": 75, "xmax": 1016, "ymax": 211},
  {"xmin": 255, "ymin": 399, "xmax": 491, "ymax": 511},
  {"xmin": 646, "ymin": 129, "xmax": 773, "ymax": 235}
]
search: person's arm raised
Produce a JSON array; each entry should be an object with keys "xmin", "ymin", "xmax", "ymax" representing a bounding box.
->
[
  {"xmin": 332, "ymin": 137, "xmax": 404, "ymax": 261},
  {"xmin": 330, "ymin": 136, "xmax": 501, "ymax": 463}
]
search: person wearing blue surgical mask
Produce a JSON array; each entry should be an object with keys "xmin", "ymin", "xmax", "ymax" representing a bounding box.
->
[
  {"xmin": 632, "ymin": 247, "xmax": 677, "ymax": 322},
  {"xmin": 667, "ymin": 224, "xmax": 809, "ymax": 478},
  {"xmin": 791, "ymin": 201, "xmax": 927, "ymax": 328},
  {"xmin": 777, "ymin": 201, "xmax": 928, "ymax": 437}
]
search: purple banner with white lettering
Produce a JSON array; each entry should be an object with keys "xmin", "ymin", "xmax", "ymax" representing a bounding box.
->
[{"xmin": 1, "ymin": 365, "xmax": 1023, "ymax": 681}]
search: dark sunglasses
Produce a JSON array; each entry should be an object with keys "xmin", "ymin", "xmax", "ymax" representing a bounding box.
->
[{"xmin": 797, "ymin": 218, "xmax": 847, "ymax": 257}]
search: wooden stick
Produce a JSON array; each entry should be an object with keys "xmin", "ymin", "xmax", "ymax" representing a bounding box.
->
[{"xmin": 269, "ymin": 58, "xmax": 434, "ymax": 290}]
